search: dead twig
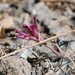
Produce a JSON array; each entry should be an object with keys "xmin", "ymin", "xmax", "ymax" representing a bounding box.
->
[
  {"xmin": 55, "ymin": 60, "xmax": 70, "ymax": 72},
  {"xmin": 32, "ymin": 56, "xmax": 67, "ymax": 66},
  {"xmin": 0, "ymin": 30, "xmax": 75, "ymax": 59},
  {"xmin": 41, "ymin": 0, "xmax": 75, "ymax": 4},
  {"xmin": 66, "ymin": 55, "xmax": 75, "ymax": 68},
  {"xmin": 0, "ymin": 37, "xmax": 16, "ymax": 42}
]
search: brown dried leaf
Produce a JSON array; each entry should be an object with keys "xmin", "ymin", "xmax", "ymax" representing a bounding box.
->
[
  {"xmin": 0, "ymin": 26, "xmax": 7, "ymax": 39},
  {"xmin": 0, "ymin": 13, "xmax": 14, "ymax": 28},
  {"xmin": 0, "ymin": 13, "xmax": 14, "ymax": 39}
]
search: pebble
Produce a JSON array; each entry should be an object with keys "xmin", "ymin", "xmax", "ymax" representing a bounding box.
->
[
  {"xmin": 70, "ymin": 41, "xmax": 75, "ymax": 50},
  {"xmin": 15, "ymin": 46, "xmax": 38, "ymax": 59}
]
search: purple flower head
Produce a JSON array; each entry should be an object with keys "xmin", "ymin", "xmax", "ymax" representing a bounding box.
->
[
  {"xmin": 16, "ymin": 16, "xmax": 43, "ymax": 41},
  {"xmin": 22, "ymin": 16, "xmax": 39, "ymax": 37}
]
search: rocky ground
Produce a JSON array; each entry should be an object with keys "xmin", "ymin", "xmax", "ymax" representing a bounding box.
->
[{"xmin": 0, "ymin": 0, "xmax": 75, "ymax": 75}]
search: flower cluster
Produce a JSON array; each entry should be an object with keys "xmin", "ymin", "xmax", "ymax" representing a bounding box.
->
[
  {"xmin": 16, "ymin": 16, "xmax": 62, "ymax": 57},
  {"xmin": 16, "ymin": 16, "xmax": 43, "ymax": 41}
]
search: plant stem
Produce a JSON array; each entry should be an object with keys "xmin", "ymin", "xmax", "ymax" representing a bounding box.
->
[{"xmin": 46, "ymin": 45, "xmax": 62, "ymax": 57}]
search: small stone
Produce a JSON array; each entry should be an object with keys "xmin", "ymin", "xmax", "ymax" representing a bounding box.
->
[
  {"xmin": 41, "ymin": 60, "xmax": 50, "ymax": 68},
  {"xmin": 70, "ymin": 41, "xmax": 75, "ymax": 50}
]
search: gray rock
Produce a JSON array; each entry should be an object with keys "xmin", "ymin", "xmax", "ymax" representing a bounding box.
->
[
  {"xmin": 0, "ymin": 4, "xmax": 9, "ymax": 10},
  {"xmin": 36, "ymin": 67, "xmax": 42, "ymax": 75},
  {"xmin": 41, "ymin": 59, "xmax": 50, "ymax": 68},
  {"xmin": 0, "ymin": 56, "xmax": 31, "ymax": 75},
  {"xmin": 25, "ymin": 0, "xmax": 35, "ymax": 12},
  {"xmin": 16, "ymin": 46, "xmax": 38, "ymax": 59},
  {"xmin": 70, "ymin": 41, "xmax": 75, "ymax": 50}
]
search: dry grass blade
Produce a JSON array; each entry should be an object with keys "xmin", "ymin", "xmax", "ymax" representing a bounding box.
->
[
  {"xmin": 0, "ymin": 30, "xmax": 75, "ymax": 60},
  {"xmin": 55, "ymin": 43, "xmax": 63, "ymax": 55},
  {"xmin": 41, "ymin": 0, "xmax": 75, "ymax": 4},
  {"xmin": 0, "ymin": 0, "xmax": 25, "ymax": 4},
  {"xmin": 67, "ymin": 55, "xmax": 75, "ymax": 68},
  {"xmin": 55, "ymin": 43, "xmax": 75, "ymax": 68}
]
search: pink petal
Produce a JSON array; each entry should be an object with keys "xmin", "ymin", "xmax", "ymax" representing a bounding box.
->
[
  {"xmin": 16, "ymin": 35, "xmax": 29, "ymax": 40},
  {"xmin": 16, "ymin": 34, "xmax": 38, "ymax": 41},
  {"xmin": 15, "ymin": 35, "xmax": 24, "ymax": 39},
  {"xmin": 24, "ymin": 37, "xmax": 29, "ymax": 40},
  {"xmin": 22, "ymin": 24, "xmax": 38, "ymax": 37},
  {"xmin": 22, "ymin": 24, "xmax": 32, "ymax": 35},
  {"xmin": 38, "ymin": 33, "xmax": 44, "ymax": 41},
  {"xmin": 16, "ymin": 30, "xmax": 29, "ymax": 36},
  {"xmin": 29, "ymin": 36, "xmax": 38, "ymax": 41},
  {"xmin": 33, "ymin": 16, "xmax": 39, "ymax": 31},
  {"xmin": 30, "ymin": 25, "xmax": 38, "ymax": 37}
]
